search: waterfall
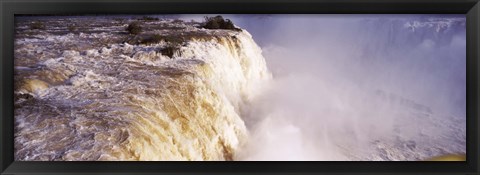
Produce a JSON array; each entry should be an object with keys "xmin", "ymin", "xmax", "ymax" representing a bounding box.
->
[{"xmin": 14, "ymin": 17, "xmax": 271, "ymax": 161}]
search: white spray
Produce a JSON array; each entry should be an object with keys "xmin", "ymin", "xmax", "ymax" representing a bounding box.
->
[{"xmin": 233, "ymin": 15, "xmax": 466, "ymax": 161}]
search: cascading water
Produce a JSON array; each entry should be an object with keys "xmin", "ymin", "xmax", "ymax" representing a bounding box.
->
[
  {"xmin": 14, "ymin": 15, "xmax": 465, "ymax": 161},
  {"xmin": 14, "ymin": 16, "xmax": 271, "ymax": 161}
]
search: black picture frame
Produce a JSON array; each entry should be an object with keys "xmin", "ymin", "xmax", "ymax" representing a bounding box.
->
[{"xmin": 1, "ymin": 0, "xmax": 479, "ymax": 174}]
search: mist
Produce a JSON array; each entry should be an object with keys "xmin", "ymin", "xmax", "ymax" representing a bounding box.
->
[
  {"xmin": 180, "ymin": 14, "xmax": 466, "ymax": 160},
  {"xmin": 236, "ymin": 15, "xmax": 467, "ymax": 161},
  {"xmin": 12, "ymin": 14, "xmax": 466, "ymax": 161}
]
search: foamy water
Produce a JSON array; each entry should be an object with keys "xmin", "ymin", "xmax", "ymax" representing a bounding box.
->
[
  {"xmin": 14, "ymin": 15, "xmax": 466, "ymax": 161},
  {"xmin": 14, "ymin": 16, "xmax": 271, "ymax": 160}
]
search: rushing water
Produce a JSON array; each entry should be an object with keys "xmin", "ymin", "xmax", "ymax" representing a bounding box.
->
[
  {"xmin": 14, "ymin": 16, "xmax": 271, "ymax": 160},
  {"xmin": 14, "ymin": 15, "xmax": 466, "ymax": 161}
]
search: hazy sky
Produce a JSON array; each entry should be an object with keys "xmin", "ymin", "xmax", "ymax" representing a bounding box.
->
[{"xmin": 189, "ymin": 14, "xmax": 467, "ymax": 114}]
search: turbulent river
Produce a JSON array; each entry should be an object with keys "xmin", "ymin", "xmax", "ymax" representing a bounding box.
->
[
  {"xmin": 14, "ymin": 16, "xmax": 271, "ymax": 160},
  {"xmin": 14, "ymin": 15, "xmax": 466, "ymax": 161}
]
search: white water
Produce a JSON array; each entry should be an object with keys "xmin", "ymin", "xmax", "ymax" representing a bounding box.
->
[
  {"xmin": 14, "ymin": 15, "xmax": 466, "ymax": 161},
  {"xmin": 14, "ymin": 17, "xmax": 271, "ymax": 160}
]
